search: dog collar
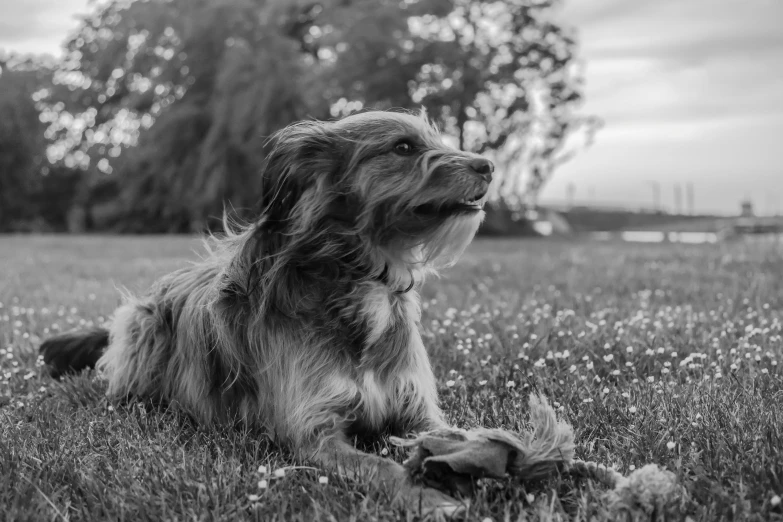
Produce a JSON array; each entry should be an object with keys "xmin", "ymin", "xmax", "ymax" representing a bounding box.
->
[{"xmin": 378, "ymin": 265, "xmax": 415, "ymax": 294}]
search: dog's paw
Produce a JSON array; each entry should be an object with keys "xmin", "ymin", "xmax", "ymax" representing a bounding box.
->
[{"xmin": 396, "ymin": 483, "xmax": 467, "ymax": 520}]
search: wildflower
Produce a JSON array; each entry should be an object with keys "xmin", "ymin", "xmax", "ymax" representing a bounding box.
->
[
  {"xmin": 257, "ymin": 465, "xmax": 267, "ymax": 474},
  {"xmin": 273, "ymin": 469, "xmax": 285, "ymax": 478},
  {"xmin": 629, "ymin": 406, "xmax": 637, "ymax": 413},
  {"xmin": 526, "ymin": 493, "xmax": 535, "ymax": 503},
  {"xmin": 506, "ymin": 380, "xmax": 515, "ymax": 388},
  {"xmin": 666, "ymin": 441, "xmax": 676, "ymax": 450},
  {"xmin": 647, "ymin": 376, "xmax": 655, "ymax": 383},
  {"xmin": 381, "ymin": 447, "xmax": 389, "ymax": 456},
  {"xmin": 258, "ymin": 480, "xmax": 268, "ymax": 489},
  {"xmin": 478, "ymin": 380, "xmax": 487, "ymax": 386},
  {"xmin": 445, "ymin": 380, "xmax": 455, "ymax": 387},
  {"xmin": 602, "ymin": 387, "xmax": 609, "ymax": 394},
  {"xmin": 318, "ymin": 476, "xmax": 329, "ymax": 485},
  {"xmin": 629, "ymin": 464, "xmax": 636, "ymax": 471},
  {"xmin": 772, "ymin": 495, "xmax": 781, "ymax": 507},
  {"xmin": 248, "ymin": 494, "xmax": 260, "ymax": 502},
  {"xmin": 603, "ymin": 354, "xmax": 614, "ymax": 362}
]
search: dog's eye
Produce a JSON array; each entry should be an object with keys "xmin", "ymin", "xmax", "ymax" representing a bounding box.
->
[{"xmin": 393, "ymin": 140, "xmax": 415, "ymax": 156}]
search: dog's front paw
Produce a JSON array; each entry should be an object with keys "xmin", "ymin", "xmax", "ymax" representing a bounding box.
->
[{"xmin": 396, "ymin": 483, "xmax": 467, "ymax": 520}]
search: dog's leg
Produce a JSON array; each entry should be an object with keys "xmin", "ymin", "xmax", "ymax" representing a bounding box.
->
[{"xmin": 309, "ymin": 434, "xmax": 465, "ymax": 517}]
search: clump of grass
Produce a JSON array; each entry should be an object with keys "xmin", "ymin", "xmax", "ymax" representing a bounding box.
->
[{"xmin": 1, "ymin": 235, "xmax": 782, "ymax": 520}]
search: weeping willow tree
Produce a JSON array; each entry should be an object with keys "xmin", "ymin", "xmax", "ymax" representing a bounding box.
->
[
  {"xmin": 44, "ymin": 0, "xmax": 329, "ymax": 231},
  {"xmin": 44, "ymin": 0, "xmax": 598, "ymax": 232},
  {"xmin": 0, "ymin": 56, "xmax": 53, "ymax": 230}
]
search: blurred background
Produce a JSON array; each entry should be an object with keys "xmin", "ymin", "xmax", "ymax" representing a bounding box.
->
[{"xmin": 0, "ymin": 0, "xmax": 781, "ymax": 241}]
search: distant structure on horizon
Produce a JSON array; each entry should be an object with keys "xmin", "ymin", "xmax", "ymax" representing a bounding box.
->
[{"xmin": 740, "ymin": 199, "xmax": 754, "ymax": 218}]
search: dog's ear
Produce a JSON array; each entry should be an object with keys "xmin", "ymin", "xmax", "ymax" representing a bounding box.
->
[{"xmin": 260, "ymin": 120, "xmax": 341, "ymax": 228}]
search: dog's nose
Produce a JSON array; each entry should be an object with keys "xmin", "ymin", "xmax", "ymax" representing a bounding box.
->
[{"xmin": 469, "ymin": 158, "xmax": 494, "ymax": 182}]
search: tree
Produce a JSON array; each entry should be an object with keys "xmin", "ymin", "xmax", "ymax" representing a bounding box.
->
[
  {"xmin": 45, "ymin": 0, "xmax": 598, "ymax": 231},
  {"xmin": 0, "ymin": 56, "xmax": 52, "ymax": 230}
]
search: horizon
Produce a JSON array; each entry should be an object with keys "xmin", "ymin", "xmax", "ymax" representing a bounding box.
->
[{"xmin": 1, "ymin": 0, "xmax": 781, "ymax": 216}]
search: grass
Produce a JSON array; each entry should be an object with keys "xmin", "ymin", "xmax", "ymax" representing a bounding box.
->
[{"xmin": 1, "ymin": 234, "xmax": 783, "ymax": 521}]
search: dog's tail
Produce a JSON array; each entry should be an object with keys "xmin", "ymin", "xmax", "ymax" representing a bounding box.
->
[{"xmin": 39, "ymin": 328, "xmax": 110, "ymax": 379}]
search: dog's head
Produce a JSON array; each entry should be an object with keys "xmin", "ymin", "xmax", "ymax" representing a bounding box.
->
[{"xmin": 259, "ymin": 110, "xmax": 493, "ymax": 278}]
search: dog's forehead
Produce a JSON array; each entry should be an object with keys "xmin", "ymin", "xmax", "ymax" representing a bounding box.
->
[{"xmin": 334, "ymin": 111, "xmax": 437, "ymax": 140}]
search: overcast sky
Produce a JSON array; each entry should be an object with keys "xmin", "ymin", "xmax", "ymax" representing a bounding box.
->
[{"xmin": 1, "ymin": 0, "xmax": 782, "ymax": 215}]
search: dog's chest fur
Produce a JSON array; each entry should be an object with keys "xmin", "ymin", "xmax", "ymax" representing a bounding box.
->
[{"xmin": 349, "ymin": 283, "xmax": 436, "ymax": 433}]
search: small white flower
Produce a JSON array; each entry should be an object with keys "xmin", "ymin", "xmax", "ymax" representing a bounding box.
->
[
  {"xmin": 258, "ymin": 480, "xmax": 268, "ymax": 489},
  {"xmin": 629, "ymin": 406, "xmax": 637, "ymax": 413},
  {"xmin": 771, "ymin": 494, "xmax": 781, "ymax": 506},
  {"xmin": 603, "ymin": 354, "xmax": 614, "ymax": 362},
  {"xmin": 478, "ymin": 380, "xmax": 487, "ymax": 386},
  {"xmin": 257, "ymin": 465, "xmax": 267, "ymax": 474},
  {"xmin": 445, "ymin": 380, "xmax": 455, "ymax": 387},
  {"xmin": 666, "ymin": 441, "xmax": 676, "ymax": 450},
  {"xmin": 248, "ymin": 494, "xmax": 260, "ymax": 502},
  {"xmin": 381, "ymin": 447, "xmax": 389, "ymax": 456},
  {"xmin": 526, "ymin": 493, "xmax": 535, "ymax": 503},
  {"xmin": 273, "ymin": 469, "xmax": 285, "ymax": 478},
  {"xmin": 318, "ymin": 476, "xmax": 329, "ymax": 485},
  {"xmin": 506, "ymin": 380, "xmax": 515, "ymax": 388},
  {"xmin": 629, "ymin": 464, "xmax": 636, "ymax": 471}
]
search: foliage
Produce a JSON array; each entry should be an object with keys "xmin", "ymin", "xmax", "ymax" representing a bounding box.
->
[
  {"xmin": 39, "ymin": 0, "xmax": 598, "ymax": 231},
  {"xmin": 0, "ymin": 57, "xmax": 52, "ymax": 230},
  {"xmin": 2, "ymin": 237, "xmax": 783, "ymax": 519}
]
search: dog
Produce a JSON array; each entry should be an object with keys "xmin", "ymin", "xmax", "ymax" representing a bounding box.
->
[{"xmin": 40, "ymin": 110, "xmax": 493, "ymax": 514}]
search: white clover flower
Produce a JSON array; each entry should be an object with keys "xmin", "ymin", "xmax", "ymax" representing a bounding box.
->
[
  {"xmin": 445, "ymin": 380, "xmax": 455, "ymax": 387},
  {"xmin": 258, "ymin": 480, "xmax": 268, "ymax": 489},
  {"xmin": 257, "ymin": 465, "xmax": 267, "ymax": 474},
  {"xmin": 318, "ymin": 476, "xmax": 329, "ymax": 485},
  {"xmin": 629, "ymin": 406, "xmax": 637, "ymax": 413},
  {"xmin": 666, "ymin": 441, "xmax": 676, "ymax": 450}
]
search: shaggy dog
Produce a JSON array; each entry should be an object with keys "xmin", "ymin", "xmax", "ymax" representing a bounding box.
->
[{"xmin": 41, "ymin": 110, "xmax": 493, "ymax": 513}]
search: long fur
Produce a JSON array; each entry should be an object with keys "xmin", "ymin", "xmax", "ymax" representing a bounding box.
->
[{"xmin": 41, "ymin": 110, "xmax": 493, "ymax": 510}]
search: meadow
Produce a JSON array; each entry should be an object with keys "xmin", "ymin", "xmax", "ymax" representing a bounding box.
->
[{"xmin": 1, "ymin": 235, "xmax": 782, "ymax": 521}]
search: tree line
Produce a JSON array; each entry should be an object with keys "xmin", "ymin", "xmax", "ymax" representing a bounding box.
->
[{"xmin": 0, "ymin": 0, "xmax": 600, "ymax": 234}]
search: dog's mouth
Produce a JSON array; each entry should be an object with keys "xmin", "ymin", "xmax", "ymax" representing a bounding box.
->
[{"xmin": 414, "ymin": 190, "xmax": 487, "ymax": 217}]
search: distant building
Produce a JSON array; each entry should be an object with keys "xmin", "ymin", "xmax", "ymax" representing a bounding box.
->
[{"xmin": 740, "ymin": 200, "xmax": 754, "ymax": 217}]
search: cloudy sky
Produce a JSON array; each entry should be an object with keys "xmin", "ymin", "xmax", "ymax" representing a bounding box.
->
[{"xmin": 2, "ymin": 0, "xmax": 782, "ymax": 215}]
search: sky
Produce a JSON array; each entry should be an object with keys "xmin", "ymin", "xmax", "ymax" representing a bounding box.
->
[{"xmin": 1, "ymin": 0, "xmax": 782, "ymax": 215}]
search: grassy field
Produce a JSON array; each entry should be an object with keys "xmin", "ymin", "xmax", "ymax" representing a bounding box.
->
[{"xmin": 1, "ymin": 235, "xmax": 782, "ymax": 521}]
